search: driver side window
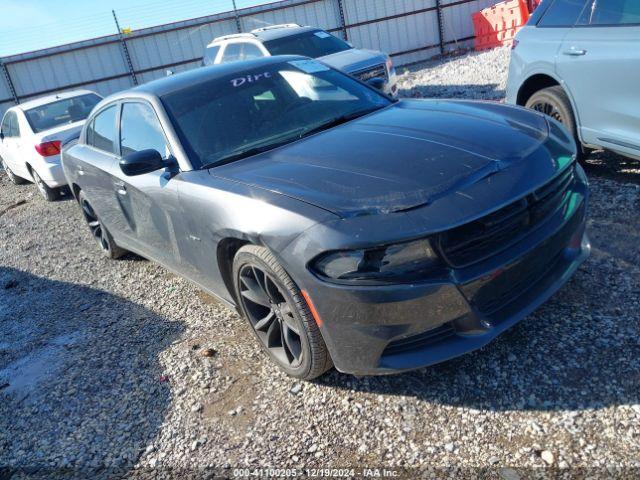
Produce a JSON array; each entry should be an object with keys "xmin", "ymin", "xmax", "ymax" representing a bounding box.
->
[
  {"xmin": 119, "ymin": 102, "xmax": 169, "ymax": 158},
  {"xmin": 221, "ymin": 43, "xmax": 243, "ymax": 63},
  {"xmin": 221, "ymin": 42, "xmax": 265, "ymax": 63}
]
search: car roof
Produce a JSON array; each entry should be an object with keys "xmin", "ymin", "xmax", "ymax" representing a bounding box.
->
[
  {"xmin": 15, "ymin": 89, "xmax": 98, "ymax": 111},
  {"xmin": 208, "ymin": 25, "xmax": 320, "ymax": 47},
  {"xmin": 126, "ymin": 55, "xmax": 307, "ymax": 98},
  {"xmin": 252, "ymin": 25, "xmax": 319, "ymax": 41}
]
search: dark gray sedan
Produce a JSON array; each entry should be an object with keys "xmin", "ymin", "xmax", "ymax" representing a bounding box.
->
[{"xmin": 62, "ymin": 56, "xmax": 590, "ymax": 380}]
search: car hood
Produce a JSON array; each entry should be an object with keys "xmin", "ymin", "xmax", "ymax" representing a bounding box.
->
[
  {"xmin": 318, "ymin": 48, "xmax": 387, "ymax": 72},
  {"xmin": 210, "ymin": 100, "xmax": 551, "ymax": 218}
]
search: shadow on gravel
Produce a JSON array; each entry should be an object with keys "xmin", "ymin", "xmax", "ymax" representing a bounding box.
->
[
  {"xmin": 317, "ymin": 271, "xmax": 639, "ymax": 413},
  {"xmin": 398, "ymin": 83, "xmax": 505, "ymax": 101},
  {"xmin": 0, "ymin": 267, "xmax": 184, "ymax": 477},
  {"xmin": 583, "ymin": 150, "xmax": 640, "ymax": 185}
]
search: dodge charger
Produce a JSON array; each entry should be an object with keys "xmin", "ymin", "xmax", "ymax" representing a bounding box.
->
[{"xmin": 61, "ymin": 56, "xmax": 590, "ymax": 380}]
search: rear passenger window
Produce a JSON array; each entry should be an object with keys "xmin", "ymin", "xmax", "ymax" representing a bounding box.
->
[
  {"xmin": 578, "ymin": 0, "xmax": 640, "ymax": 25},
  {"xmin": 2, "ymin": 112, "xmax": 20, "ymax": 138},
  {"xmin": 538, "ymin": 0, "xmax": 588, "ymax": 26},
  {"xmin": 221, "ymin": 43, "xmax": 243, "ymax": 62},
  {"xmin": 243, "ymin": 43, "xmax": 264, "ymax": 60},
  {"xmin": 87, "ymin": 106, "xmax": 117, "ymax": 154}
]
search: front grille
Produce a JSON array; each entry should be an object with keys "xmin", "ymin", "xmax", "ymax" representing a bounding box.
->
[
  {"xmin": 437, "ymin": 166, "xmax": 575, "ymax": 268},
  {"xmin": 353, "ymin": 64, "xmax": 387, "ymax": 83},
  {"xmin": 464, "ymin": 201, "xmax": 584, "ymax": 315},
  {"xmin": 473, "ymin": 252, "xmax": 563, "ymax": 315},
  {"xmin": 383, "ymin": 323, "xmax": 456, "ymax": 356}
]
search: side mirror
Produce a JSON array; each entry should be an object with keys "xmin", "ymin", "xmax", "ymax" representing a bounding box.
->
[
  {"xmin": 367, "ymin": 77, "xmax": 386, "ymax": 91},
  {"xmin": 120, "ymin": 149, "xmax": 166, "ymax": 176}
]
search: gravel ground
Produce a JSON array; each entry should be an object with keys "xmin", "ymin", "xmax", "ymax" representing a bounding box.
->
[{"xmin": 1, "ymin": 49, "xmax": 640, "ymax": 479}]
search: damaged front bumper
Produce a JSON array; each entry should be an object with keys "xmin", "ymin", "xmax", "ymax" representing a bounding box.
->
[{"xmin": 289, "ymin": 165, "xmax": 590, "ymax": 375}]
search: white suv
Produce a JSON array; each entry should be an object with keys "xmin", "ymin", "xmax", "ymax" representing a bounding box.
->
[
  {"xmin": 203, "ymin": 24, "xmax": 398, "ymax": 96},
  {"xmin": 0, "ymin": 90, "xmax": 101, "ymax": 200},
  {"xmin": 506, "ymin": 0, "xmax": 640, "ymax": 162}
]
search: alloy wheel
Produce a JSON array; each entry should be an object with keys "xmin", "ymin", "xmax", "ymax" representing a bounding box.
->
[
  {"xmin": 531, "ymin": 101, "xmax": 564, "ymax": 123},
  {"xmin": 80, "ymin": 199, "xmax": 110, "ymax": 253},
  {"xmin": 238, "ymin": 264, "xmax": 304, "ymax": 368}
]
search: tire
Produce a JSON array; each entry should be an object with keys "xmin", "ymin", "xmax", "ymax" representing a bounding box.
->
[
  {"xmin": 1, "ymin": 157, "xmax": 28, "ymax": 185},
  {"xmin": 525, "ymin": 86, "xmax": 588, "ymax": 163},
  {"xmin": 31, "ymin": 169, "xmax": 60, "ymax": 201},
  {"xmin": 78, "ymin": 191, "xmax": 127, "ymax": 259},
  {"xmin": 233, "ymin": 245, "xmax": 332, "ymax": 380}
]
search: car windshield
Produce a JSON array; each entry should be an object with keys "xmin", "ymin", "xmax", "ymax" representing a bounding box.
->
[
  {"xmin": 263, "ymin": 30, "xmax": 352, "ymax": 58},
  {"xmin": 161, "ymin": 60, "xmax": 392, "ymax": 169},
  {"xmin": 25, "ymin": 93, "xmax": 101, "ymax": 133}
]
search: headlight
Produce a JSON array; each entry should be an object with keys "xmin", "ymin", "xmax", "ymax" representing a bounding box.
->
[{"xmin": 312, "ymin": 238, "xmax": 442, "ymax": 284}]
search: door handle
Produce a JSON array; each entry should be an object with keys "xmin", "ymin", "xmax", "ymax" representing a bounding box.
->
[
  {"xmin": 114, "ymin": 180, "xmax": 127, "ymax": 195},
  {"xmin": 563, "ymin": 48, "xmax": 587, "ymax": 56}
]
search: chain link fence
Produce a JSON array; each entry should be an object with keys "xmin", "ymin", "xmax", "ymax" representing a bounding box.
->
[{"xmin": 0, "ymin": 0, "xmax": 495, "ymax": 117}]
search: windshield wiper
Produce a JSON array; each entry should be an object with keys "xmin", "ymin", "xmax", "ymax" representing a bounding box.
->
[
  {"xmin": 299, "ymin": 106, "xmax": 384, "ymax": 139},
  {"xmin": 202, "ymin": 106, "xmax": 384, "ymax": 169},
  {"xmin": 202, "ymin": 145, "xmax": 279, "ymax": 169},
  {"xmin": 202, "ymin": 132, "xmax": 306, "ymax": 169}
]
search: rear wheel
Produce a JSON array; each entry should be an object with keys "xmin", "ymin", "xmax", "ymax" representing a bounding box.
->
[
  {"xmin": 32, "ymin": 169, "xmax": 60, "ymax": 201},
  {"xmin": 233, "ymin": 245, "xmax": 332, "ymax": 380},
  {"xmin": 1, "ymin": 158, "xmax": 28, "ymax": 185},
  {"xmin": 525, "ymin": 86, "xmax": 588, "ymax": 163},
  {"xmin": 78, "ymin": 191, "xmax": 126, "ymax": 259}
]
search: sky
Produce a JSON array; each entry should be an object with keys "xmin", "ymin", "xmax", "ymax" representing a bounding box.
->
[{"xmin": 0, "ymin": 0, "xmax": 270, "ymax": 57}]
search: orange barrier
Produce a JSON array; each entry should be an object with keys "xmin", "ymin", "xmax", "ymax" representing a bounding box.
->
[
  {"xmin": 472, "ymin": 0, "xmax": 531, "ymax": 51},
  {"xmin": 527, "ymin": 0, "xmax": 542, "ymax": 11}
]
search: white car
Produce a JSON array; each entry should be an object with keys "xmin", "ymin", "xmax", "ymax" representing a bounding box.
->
[
  {"xmin": 203, "ymin": 24, "xmax": 398, "ymax": 97},
  {"xmin": 0, "ymin": 90, "xmax": 102, "ymax": 200}
]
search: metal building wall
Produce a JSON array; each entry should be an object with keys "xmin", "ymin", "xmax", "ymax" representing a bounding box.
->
[
  {"xmin": 0, "ymin": 0, "xmax": 491, "ymax": 119},
  {"xmin": 441, "ymin": 0, "xmax": 497, "ymax": 46},
  {"xmin": 343, "ymin": 0, "xmax": 441, "ymax": 66},
  {"xmin": 0, "ymin": 63, "xmax": 14, "ymax": 118}
]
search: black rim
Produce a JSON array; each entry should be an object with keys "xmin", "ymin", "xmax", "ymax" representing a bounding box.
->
[
  {"xmin": 531, "ymin": 101, "xmax": 563, "ymax": 123},
  {"xmin": 238, "ymin": 265, "xmax": 303, "ymax": 368},
  {"xmin": 81, "ymin": 199, "xmax": 110, "ymax": 252}
]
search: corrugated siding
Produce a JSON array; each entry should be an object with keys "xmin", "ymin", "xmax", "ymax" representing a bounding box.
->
[
  {"xmin": 243, "ymin": 0, "xmax": 341, "ymax": 31},
  {"xmin": 441, "ymin": 0, "xmax": 496, "ymax": 44},
  {"xmin": 8, "ymin": 43, "xmax": 128, "ymax": 98},
  {"xmin": 0, "ymin": 68, "xmax": 12, "ymax": 103},
  {"xmin": 0, "ymin": 0, "xmax": 491, "ymax": 119},
  {"xmin": 343, "ymin": 0, "xmax": 440, "ymax": 65},
  {"xmin": 344, "ymin": 0, "xmax": 432, "ymax": 23},
  {"xmin": 128, "ymin": 20, "xmax": 239, "ymax": 71},
  {"xmin": 18, "ymin": 77, "xmax": 133, "ymax": 105},
  {"xmin": 136, "ymin": 60, "xmax": 203, "ymax": 84}
]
